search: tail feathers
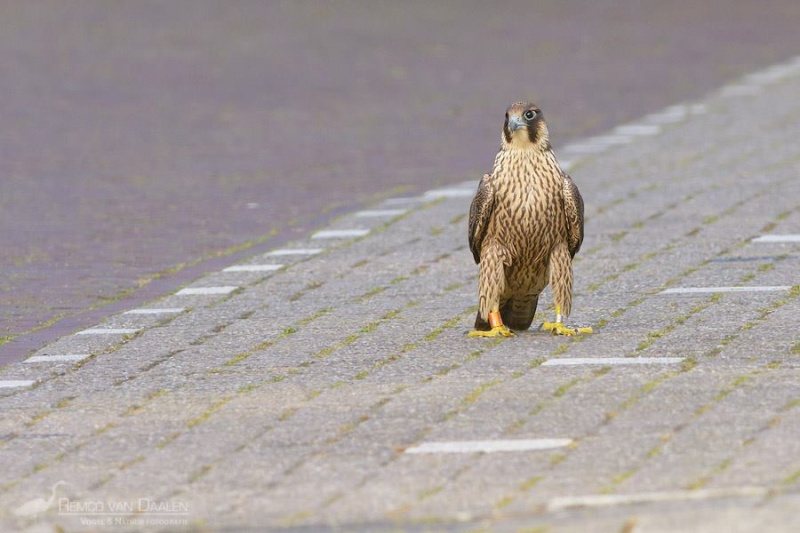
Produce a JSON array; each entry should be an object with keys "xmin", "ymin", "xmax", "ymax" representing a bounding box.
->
[
  {"xmin": 474, "ymin": 312, "xmax": 491, "ymax": 331},
  {"xmin": 501, "ymin": 294, "xmax": 539, "ymax": 331},
  {"xmin": 474, "ymin": 294, "xmax": 540, "ymax": 332}
]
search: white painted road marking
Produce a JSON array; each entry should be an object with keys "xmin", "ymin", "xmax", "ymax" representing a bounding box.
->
[
  {"xmin": 124, "ymin": 308, "xmax": 185, "ymax": 315},
  {"xmin": 752, "ymin": 234, "xmax": 800, "ymax": 243},
  {"xmin": 0, "ymin": 380, "xmax": 36, "ymax": 389},
  {"xmin": 176, "ymin": 286, "xmax": 238, "ymax": 295},
  {"xmin": 543, "ymin": 357, "xmax": 684, "ymax": 366},
  {"xmin": 24, "ymin": 354, "xmax": 91, "ymax": 363},
  {"xmin": 643, "ymin": 105, "xmax": 689, "ymax": 124},
  {"xmin": 383, "ymin": 197, "xmax": 422, "ymax": 205},
  {"xmin": 613, "ymin": 124, "xmax": 661, "ymax": 136},
  {"xmin": 546, "ymin": 486, "xmax": 769, "ymax": 512},
  {"xmin": 422, "ymin": 188, "xmax": 474, "ymax": 199},
  {"xmin": 267, "ymin": 248, "xmax": 323, "ymax": 256},
  {"xmin": 745, "ymin": 63, "xmax": 800, "ymax": 83},
  {"xmin": 661, "ymin": 286, "xmax": 791, "ymax": 294},
  {"xmin": 562, "ymin": 143, "xmax": 612, "ymax": 155},
  {"xmin": 223, "ymin": 264, "xmax": 284, "ymax": 272},
  {"xmin": 563, "ymin": 135, "xmax": 633, "ymax": 154},
  {"xmin": 405, "ymin": 439, "xmax": 572, "ymax": 454},
  {"xmin": 311, "ymin": 229, "xmax": 370, "ymax": 239},
  {"xmin": 77, "ymin": 328, "xmax": 141, "ymax": 335},
  {"xmin": 689, "ymin": 103, "xmax": 708, "ymax": 115},
  {"xmin": 355, "ymin": 209, "xmax": 408, "ymax": 217},
  {"xmin": 720, "ymin": 84, "xmax": 763, "ymax": 97}
]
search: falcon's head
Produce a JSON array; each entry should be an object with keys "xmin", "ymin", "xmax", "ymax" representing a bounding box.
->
[{"xmin": 501, "ymin": 102, "xmax": 550, "ymax": 151}]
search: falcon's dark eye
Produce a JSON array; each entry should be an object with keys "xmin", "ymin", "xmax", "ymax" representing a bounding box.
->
[{"xmin": 523, "ymin": 110, "xmax": 536, "ymax": 120}]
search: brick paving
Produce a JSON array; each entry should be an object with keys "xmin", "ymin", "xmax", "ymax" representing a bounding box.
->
[
  {"xmin": 1, "ymin": 56, "xmax": 799, "ymax": 532},
  {"xmin": 5, "ymin": 1, "xmax": 800, "ymax": 365}
]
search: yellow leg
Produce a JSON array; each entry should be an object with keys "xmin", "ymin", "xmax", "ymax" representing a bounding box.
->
[
  {"xmin": 542, "ymin": 305, "xmax": 593, "ymax": 336},
  {"xmin": 468, "ymin": 311, "xmax": 515, "ymax": 338}
]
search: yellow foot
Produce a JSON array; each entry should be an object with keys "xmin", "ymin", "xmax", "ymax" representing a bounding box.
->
[
  {"xmin": 542, "ymin": 322, "xmax": 593, "ymax": 336},
  {"xmin": 468, "ymin": 325, "xmax": 515, "ymax": 338}
]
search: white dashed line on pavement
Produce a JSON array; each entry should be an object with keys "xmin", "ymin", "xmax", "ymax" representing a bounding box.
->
[
  {"xmin": 554, "ymin": 103, "xmax": 704, "ymax": 169},
  {"xmin": 751, "ymin": 234, "xmax": 800, "ymax": 243},
  {"xmin": 267, "ymin": 248, "xmax": 323, "ymax": 256},
  {"xmin": 176, "ymin": 286, "xmax": 239, "ymax": 295},
  {"xmin": 545, "ymin": 486, "xmax": 769, "ymax": 512},
  {"xmin": 405, "ymin": 439, "xmax": 573, "ymax": 454},
  {"xmin": 311, "ymin": 229, "xmax": 370, "ymax": 239},
  {"xmin": 124, "ymin": 308, "xmax": 185, "ymax": 315},
  {"xmin": 223, "ymin": 264, "xmax": 284, "ymax": 272},
  {"xmin": 0, "ymin": 380, "xmax": 36, "ymax": 389},
  {"xmin": 613, "ymin": 124, "xmax": 662, "ymax": 136},
  {"xmin": 355, "ymin": 209, "xmax": 408, "ymax": 217},
  {"xmin": 588, "ymin": 134, "xmax": 635, "ymax": 146},
  {"xmin": 422, "ymin": 188, "xmax": 475, "ymax": 199},
  {"xmin": 689, "ymin": 103, "xmax": 708, "ymax": 115},
  {"xmin": 24, "ymin": 354, "xmax": 91, "ymax": 363},
  {"xmin": 77, "ymin": 328, "xmax": 141, "ymax": 335},
  {"xmin": 543, "ymin": 357, "xmax": 685, "ymax": 366},
  {"xmin": 383, "ymin": 197, "xmax": 423, "ymax": 205},
  {"xmin": 661, "ymin": 286, "xmax": 791, "ymax": 294},
  {"xmin": 746, "ymin": 63, "xmax": 800, "ymax": 83},
  {"xmin": 720, "ymin": 84, "xmax": 763, "ymax": 97},
  {"xmin": 561, "ymin": 143, "xmax": 613, "ymax": 155},
  {"xmin": 563, "ymin": 135, "xmax": 634, "ymax": 155},
  {"xmin": 643, "ymin": 104, "xmax": 690, "ymax": 124}
]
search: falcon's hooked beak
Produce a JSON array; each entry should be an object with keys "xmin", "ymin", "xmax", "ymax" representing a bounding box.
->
[{"xmin": 507, "ymin": 114, "xmax": 527, "ymax": 132}]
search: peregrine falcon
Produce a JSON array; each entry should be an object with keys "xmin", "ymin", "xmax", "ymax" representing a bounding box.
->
[{"xmin": 468, "ymin": 102, "xmax": 592, "ymax": 337}]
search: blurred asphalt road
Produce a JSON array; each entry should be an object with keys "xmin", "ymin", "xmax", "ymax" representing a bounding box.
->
[{"xmin": 2, "ymin": 0, "xmax": 800, "ymax": 364}]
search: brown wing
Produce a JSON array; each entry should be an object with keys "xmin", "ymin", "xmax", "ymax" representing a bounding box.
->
[
  {"xmin": 468, "ymin": 174, "xmax": 495, "ymax": 264},
  {"xmin": 562, "ymin": 173, "xmax": 585, "ymax": 258}
]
